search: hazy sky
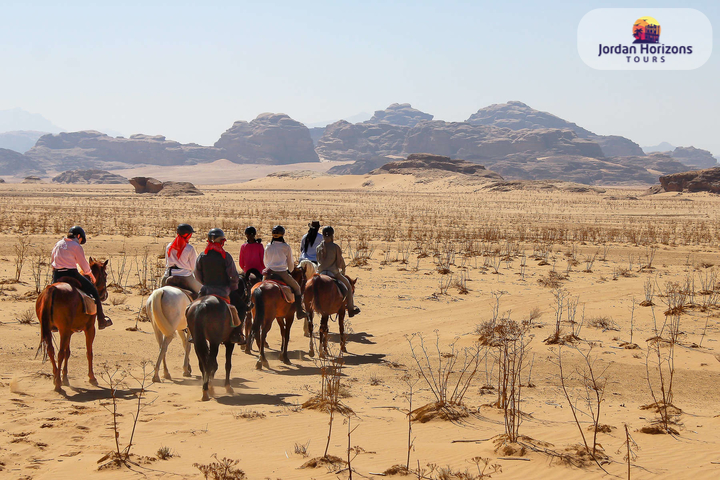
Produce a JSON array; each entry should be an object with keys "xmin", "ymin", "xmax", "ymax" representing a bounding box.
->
[{"xmin": 2, "ymin": 0, "xmax": 718, "ymax": 153}]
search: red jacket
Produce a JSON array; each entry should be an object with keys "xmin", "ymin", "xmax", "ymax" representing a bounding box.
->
[{"xmin": 239, "ymin": 242, "xmax": 265, "ymax": 273}]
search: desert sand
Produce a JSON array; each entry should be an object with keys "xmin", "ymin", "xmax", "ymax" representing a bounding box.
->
[{"xmin": 0, "ymin": 175, "xmax": 719, "ymax": 479}]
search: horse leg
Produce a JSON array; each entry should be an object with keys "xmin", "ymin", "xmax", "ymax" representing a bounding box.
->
[
  {"xmin": 307, "ymin": 310, "xmax": 315, "ymax": 357},
  {"xmin": 180, "ymin": 330, "xmax": 192, "ymax": 377},
  {"xmin": 85, "ymin": 325, "xmax": 98, "ymax": 386},
  {"xmin": 319, "ymin": 315, "xmax": 330, "ymax": 359},
  {"xmin": 224, "ymin": 342, "xmax": 235, "ymax": 393},
  {"xmin": 338, "ymin": 309, "xmax": 347, "ymax": 354},
  {"xmin": 154, "ymin": 335, "xmax": 172, "ymax": 383}
]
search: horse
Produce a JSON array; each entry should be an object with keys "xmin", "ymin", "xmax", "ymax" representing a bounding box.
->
[
  {"xmin": 185, "ymin": 292, "xmax": 249, "ymax": 401},
  {"xmin": 36, "ymin": 258, "xmax": 109, "ymax": 392},
  {"xmin": 146, "ymin": 286, "xmax": 193, "ymax": 383},
  {"xmin": 303, "ymin": 274, "xmax": 357, "ymax": 358},
  {"xmin": 298, "ymin": 260, "xmax": 317, "ymax": 337},
  {"xmin": 246, "ymin": 266, "xmax": 306, "ymax": 370}
]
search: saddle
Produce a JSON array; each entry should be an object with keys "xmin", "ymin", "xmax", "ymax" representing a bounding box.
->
[{"xmin": 263, "ymin": 280, "xmax": 295, "ymax": 304}]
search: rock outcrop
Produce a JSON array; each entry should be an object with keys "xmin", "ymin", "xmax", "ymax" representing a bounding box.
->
[
  {"xmin": 129, "ymin": 177, "xmax": 202, "ymax": 196},
  {"xmin": 671, "ymin": 146, "xmax": 717, "ymax": 169},
  {"xmin": 466, "ymin": 101, "xmax": 645, "ymax": 157},
  {"xmin": 214, "ymin": 113, "xmax": 319, "ymax": 164},
  {"xmin": 659, "ymin": 167, "xmax": 720, "ymax": 193},
  {"xmin": 370, "ymin": 153, "xmax": 503, "ymax": 180},
  {"xmin": 365, "ymin": 103, "xmax": 433, "ymax": 127},
  {"xmin": 52, "ymin": 169, "xmax": 127, "ymax": 184}
]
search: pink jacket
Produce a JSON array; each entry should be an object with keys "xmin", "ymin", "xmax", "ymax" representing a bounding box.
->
[{"xmin": 51, "ymin": 238, "xmax": 91, "ymax": 274}]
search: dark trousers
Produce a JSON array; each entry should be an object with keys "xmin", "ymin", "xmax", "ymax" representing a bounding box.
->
[{"xmin": 53, "ymin": 268, "xmax": 105, "ymax": 319}]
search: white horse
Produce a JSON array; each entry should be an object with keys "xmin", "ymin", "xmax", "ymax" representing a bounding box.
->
[
  {"xmin": 298, "ymin": 260, "xmax": 317, "ymax": 337},
  {"xmin": 146, "ymin": 286, "xmax": 193, "ymax": 383}
]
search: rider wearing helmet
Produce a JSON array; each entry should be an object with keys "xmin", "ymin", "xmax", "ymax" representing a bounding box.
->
[
  {"xmin": 316, "ymin": 226, "xmax": 361, "ymax": 317},
  {"xmin": 264, "ymin": 225, "xmax": 308, "ymax": 319},
  {"xmin": 162, "ymin": 224, "xmax": 202, "ymax": 295},
  {"xmin": 299, "ymin": 221, "xmax": 323, "ymax": 264},
  {"xmin": 238, "ymin": 226, "xmax": 265, "ymax": 279},
  {"xmin": 194, "ymin": 228, "xmax": 240, "ymax": 298},
  {"xmin": 50, "ymin": 226, "xmax": 113, "ymax": 329}
]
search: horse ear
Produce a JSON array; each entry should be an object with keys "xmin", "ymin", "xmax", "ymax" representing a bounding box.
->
[{"xmin": 103, "ymin": 259, "xmax": 109, "ymax": 267}]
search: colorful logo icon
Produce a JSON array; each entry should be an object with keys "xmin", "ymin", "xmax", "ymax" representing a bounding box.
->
[{"xmin": 632, "ymin": 17, "xmax": 661, "ymax": 44}]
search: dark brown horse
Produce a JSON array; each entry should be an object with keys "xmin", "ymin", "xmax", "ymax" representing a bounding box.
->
[
  {"xmin": 303, "ymin": 274, "xmax": 356, "ymax": 358},
  {"xmin": 36, "ymin": 258, "xmax": 109, "ymax": 392},
  {"xmin": 246, "ymin": 267, "xmax": 306, "ymax": 370},
  {"xmin": 185, "ymin": 295, "xmax": 245, "ymax": 401}
]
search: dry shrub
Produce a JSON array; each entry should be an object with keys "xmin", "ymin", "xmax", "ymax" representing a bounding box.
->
[
  {"xmin": 410, "ymin": 401, "xmax": 470, "ymax": 423},
  {"xmin": 300, "ymin": 455, "xmax": 345, "ymax": 469}
]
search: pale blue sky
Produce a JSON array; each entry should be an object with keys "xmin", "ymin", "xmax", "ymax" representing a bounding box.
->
[{"xmin": 1, "ymin": 0, "xmax": 718, "ymax": 153}]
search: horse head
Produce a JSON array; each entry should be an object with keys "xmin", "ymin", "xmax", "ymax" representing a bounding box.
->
[{"xmin": 89, "ymin": 257, "xmax": 109, "ymax": 301}]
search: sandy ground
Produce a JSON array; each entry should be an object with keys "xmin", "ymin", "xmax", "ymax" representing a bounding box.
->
[{"xmin": 0, "ymin": 176, "xmax": 719, "ymax": 479}]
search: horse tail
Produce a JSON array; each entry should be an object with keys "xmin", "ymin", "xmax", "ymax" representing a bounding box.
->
[
  {"xmin": 249, "ymin": 287, "xmax": 264, "ymax": 347},
  {"xmin": 149, "ymin": 288, "xmax": 176, "ymax": 338},
  {"xmin": 35, "ymin": 287, "xmax": 55, "ymax": 362}
]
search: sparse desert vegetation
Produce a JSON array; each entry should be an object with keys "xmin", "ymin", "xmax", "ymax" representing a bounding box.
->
[{"xmin": 0, "ymin": 180, "xmax": 719, "ymax": 479}]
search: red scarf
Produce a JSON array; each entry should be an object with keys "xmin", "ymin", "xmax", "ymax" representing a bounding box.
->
[
  {"xmin": 205, "ymin": 239, "xmax": 227, "ymax": 259},
  {"xmin": 168, "ymin": 233, "xmax": 191, "ymax": 259}
]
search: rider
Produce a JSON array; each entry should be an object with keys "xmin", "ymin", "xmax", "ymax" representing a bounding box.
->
[
  {"xmin": 316, "ymin": 226, "xmax": 361, "ymax": 317},
  {"xmin": 162, "ymin": 224, "xmax": 201, "ymax": 295},
  {"xmin": 263, "ymin": 225, "xmax": 308, "ymax": 320},
  {"xmin": 50, "ymin": 226, "xmax": 113, "ymax": 329},
  {"xmin": 238, "ymin": 226, "xmax": 265, "ymax": 279},
  {"xmin": 194, "ymin": 228, "xmax": 244, "ymax": 343},
  {"xmin": 299, "ymin": 221, "xmax": 323, "ymax": 264}
]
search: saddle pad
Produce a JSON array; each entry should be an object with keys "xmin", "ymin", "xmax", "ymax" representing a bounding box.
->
[
  {"xmin": 79, "ymin": 291, "xmax": 97, "ymax": 316},
  {"xmin": 264, "ymin": 280, "xmax": 294, "ymax": 304}
]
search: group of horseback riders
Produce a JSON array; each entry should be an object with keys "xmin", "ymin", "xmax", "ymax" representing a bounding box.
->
[{"xmin": 49, "ymin": 221, "xmax": 360, "ymax": 333}]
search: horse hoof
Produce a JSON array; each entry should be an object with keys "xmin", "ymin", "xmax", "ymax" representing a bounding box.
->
[{"xmin": 201, "ymin": 392, "xmax": 210, "ymax": 401}]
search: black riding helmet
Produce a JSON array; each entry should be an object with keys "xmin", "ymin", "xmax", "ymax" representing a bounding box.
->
[
  {"xmin": 272, "ymin": 225, "xmax": 285, "ymax": 238},
  {"xmin": 322, "ymin": 226, "xmax": 335, "ymax": 237},
  {"xmin": 208, "ymin": 228, "xmax": 225, "ymax": 243},
  {"xmin": 244, "ymin": 226, "xmax": 257, "ymax": 236},
  {"xmin": 177, "ymin": 224, "xmax": 194, "ymax": 235},
  {"xmin": 68, "ymin": 226, "xmax": 87, "ymax": 244}
]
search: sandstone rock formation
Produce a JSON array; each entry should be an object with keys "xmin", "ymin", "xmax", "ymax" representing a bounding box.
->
[
  {"xmin": 466, "ymin": 101, "xmax": 644, "ymax": 157},
  {"xmin": 214, "ymin": 113, "xmax": 319, "ymax": 164},
  {"xmin": 365, "ymin": 103, "xmax": 433, "ymax": 127},
  {"xmin": 52, "ymin": 169, "xmax": 127, "ymax": 184},
  {"xmin": 129, "ymin": 177, "xmax": 202, "ymax": 196},
  {"xmin": 671, "ymin": 146, "xmax": 717, "ymax": 169},
  {"xmin": 370, "ymin": 153, "xmax": 503, "ymax": 180},
  {"xmin": 659, "ymin": 166, "xmax": 720, "ymax": 193}
]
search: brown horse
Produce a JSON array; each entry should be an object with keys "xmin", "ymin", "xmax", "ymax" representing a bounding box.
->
[
  {"xmin": 36, "ymin": 258, "xmax": 109, "ymax": 392},
  {"xmin": 303, "ymin": 274, "xmax": 356, "ymax": 358},
  {"xmin": 246, "ymin": 266, "xmax": 306, "ymax": 370}
]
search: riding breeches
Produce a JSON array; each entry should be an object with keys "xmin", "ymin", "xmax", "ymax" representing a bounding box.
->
[{"xmin": 267, "ymin": 270, "xmax": 301, "ymax": 297}]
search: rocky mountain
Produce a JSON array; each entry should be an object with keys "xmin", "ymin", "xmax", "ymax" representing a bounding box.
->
[
  {"xmin": 214, "ymin": 113, "xmax": 318, "ymax": 164},
  {"xmin": 658, "ymin": 166, "xmax": 720, "ymax": 193},
  {"xmin": 643, "ymin": 142, "xmax": 675, "ymax": 153},
  {"xmin": 371, "ymin": 153, "xmax": 502, "ymax": 180},
  {"xmin": 671, "ymin": 146, "xmax": 717, "ymax": 169},
  {"xmin": 0, "ymin": 130, "xmax": 48, "ymax": 153},
  {"xmin": 466, "ymin": 101, "xmax": 644, "ymax": 157},
  {"xmin": 52, "ymin": 169, "xmax": 127, "ymax": 184},
  {"xmin": 364, "ymin": 103, "xmax": 433, "ymax": 127}
]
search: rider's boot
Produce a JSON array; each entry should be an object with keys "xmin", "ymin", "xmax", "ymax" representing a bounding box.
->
[
  {"xmin": 294, "ymin": 295, "xmax": 308, "ymax": 320},
  {"xmin": 96, "ymin": 300, "xmax": 112, "ymax": 329}
]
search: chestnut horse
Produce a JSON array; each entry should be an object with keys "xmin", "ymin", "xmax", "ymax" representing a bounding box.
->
[
  {"xmin": 36, "ymin": 258, "xmax": 109, "ymax": 392},
  {"xmin": 246, "ymin": 266, "xmax": 306, "ymax": 370},
  {"xmin": 303, "ymin": 274, "xmax": 356, "ymax": 358}
]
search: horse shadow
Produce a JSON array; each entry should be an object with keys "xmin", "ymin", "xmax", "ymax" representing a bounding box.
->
[{"xmin": 215, "ymin": 391, "xmax": 301, "ymax": 407}]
